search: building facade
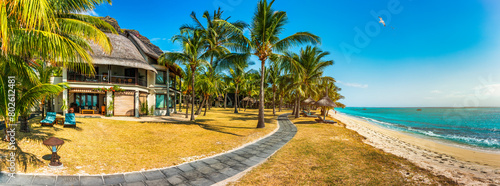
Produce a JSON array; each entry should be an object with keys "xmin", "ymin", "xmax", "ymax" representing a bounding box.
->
[{"xmin": 51, "ymin": 32, "xmax": 182, "ymax": 117}]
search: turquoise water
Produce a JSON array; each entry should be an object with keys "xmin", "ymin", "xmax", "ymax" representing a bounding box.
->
[{"xmin": 336, "ymin": 107, "xmax": 500, "ymax": 150}]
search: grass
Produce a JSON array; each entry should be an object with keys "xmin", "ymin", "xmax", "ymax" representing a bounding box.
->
[
  {"xmin": 0, "ymin": 107, "xmax": 287, "ymax": 175},
  {"xmin": 230, "ymin": 112, "xmax": 457, "ymax": 185}
]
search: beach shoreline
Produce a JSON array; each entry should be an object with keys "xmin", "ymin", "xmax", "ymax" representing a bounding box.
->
[{"xmin": 330, "ymin": 110, "xmax": 500, "ymax": 185}]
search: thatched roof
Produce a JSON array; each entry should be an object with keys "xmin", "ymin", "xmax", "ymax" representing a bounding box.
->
[
  {"xmin": 89, "ymin": 33, "xmax": 157, "ymax": 73},
  {"xmin": 127, "ymin": 32, "xmax": 160, "ymax": 59},
  {"xmin": 241, "ymin": 97, "xmax": 256, "ymax": 103},
  {"xmin": 314, "ymin": 96, "xmax": 337, "ymax": 108},
  {"xmin": 302, "ymin": 97, "xmax": 315, "ymax": 105}
]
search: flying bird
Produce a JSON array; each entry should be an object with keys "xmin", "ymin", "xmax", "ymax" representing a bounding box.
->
[{"xmin": 378, "ymin": 17, "xmax": 386, "ymax": 27}]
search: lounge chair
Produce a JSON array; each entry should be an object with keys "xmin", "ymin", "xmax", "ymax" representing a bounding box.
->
[
  {"xmin": 64, "ymin": 113, "xmax": 76, "ymax": 127},
  {"xmin": 315, "ymin": 115, "xmax": 337, "ymax": 124},
  {"xmin": 301, "ymin": 110, "xmax": 316, "ymax": 117},
  {"xmin": 40, "ymin": 112, "xmax": 57, "ymax": 126}
]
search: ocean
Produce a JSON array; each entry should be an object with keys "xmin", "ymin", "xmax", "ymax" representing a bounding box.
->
[{"xmin": 335, "ymin": 107, "xmax": 500, "ymax": 150}]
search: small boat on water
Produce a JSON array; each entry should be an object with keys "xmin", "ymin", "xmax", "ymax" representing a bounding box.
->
[{"xmin": 417, "ymin": 109, "xmax": 422, "ymax": 111}]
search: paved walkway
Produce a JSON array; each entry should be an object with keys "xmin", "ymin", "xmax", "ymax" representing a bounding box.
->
[{"xmin": 0, "ymin": 114, "xmax": 297, "ymax": 186}]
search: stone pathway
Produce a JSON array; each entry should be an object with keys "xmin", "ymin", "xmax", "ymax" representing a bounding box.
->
[{"xmin": 0, "ymin": 114, "xmax": 296, "ymax": 186}]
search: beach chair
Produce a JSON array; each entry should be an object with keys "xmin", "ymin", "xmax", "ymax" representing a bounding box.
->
[
  {"xmin": 63, "ymin": 113, "xmax": 76, "ymax": 127},
  {"xmin": 315, "ymin": 115, "xmax": 337, "ymax": 124},
  {"xmin": 40, "ymin": 112, "xmax": 57, "ymax": 126},
  {"xmin": 301, "ymin": 110, "xmax": 316, "ymax": 117}
]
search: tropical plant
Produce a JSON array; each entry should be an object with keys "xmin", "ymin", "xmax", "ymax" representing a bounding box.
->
[
  {"xmin": 181, "ymin": 8, "xmax": 249, "ymax": 110},
  {"xmin": 267, "ymin": 61, "xmax": 283, "ymax": 115},
  {"xmin": 248, "ymin": 0, "xmax": 320, "ymax": 128},
  {"xmin": 160, "ymin": 30, "xmax": 208, "ymax": 121}
]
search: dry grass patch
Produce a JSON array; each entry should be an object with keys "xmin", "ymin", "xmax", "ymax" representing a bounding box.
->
[
  {"xmin": 0, "ymin": 108, "xmax": 286, "ymax": 175},
  {"xmin": 231, "ymin": 112, "xmax": 456, "ymax": 185}
]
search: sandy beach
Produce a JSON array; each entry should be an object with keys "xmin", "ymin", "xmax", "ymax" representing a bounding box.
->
[{"xmin": 330, "ymin": 110, "xmax": 500, "ymax": 185}]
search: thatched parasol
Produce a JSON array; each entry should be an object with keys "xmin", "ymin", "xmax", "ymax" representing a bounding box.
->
[
  {"xmin": 302, "ymin": 97, "xmax": 315, "ymax": 105},
  {"xmin": 315, "ymin": 95, "xmax": 338, "ymax": 120}
]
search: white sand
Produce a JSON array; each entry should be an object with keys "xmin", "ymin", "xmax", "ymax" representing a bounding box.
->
[{"xmin": 330, "ymin": 110, "xmax": 500, "ymax": 185}]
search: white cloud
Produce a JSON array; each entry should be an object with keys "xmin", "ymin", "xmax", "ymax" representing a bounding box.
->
[
  {"xmin": 338, "ymin": 81, "xmax": 368, "ymax": 88},
  {"xmin": 151, "ymin": 38, "xmax": 168, "ymax": 42},
  {"xmin": 430, "ymin": 90, "xmax": 442, "ymax": 94},
  {"xmin": 77, "ymin": 10, "xmax": 99, "ymax": 17}
]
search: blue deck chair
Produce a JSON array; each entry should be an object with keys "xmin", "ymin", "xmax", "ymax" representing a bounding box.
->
[
  {"xmin": 40, "ymin": 112, "xmax": 56, "ymax": 126},
  {"xmin": 64, "ymin": 113, "xmax": 76, "ymax": 127}
]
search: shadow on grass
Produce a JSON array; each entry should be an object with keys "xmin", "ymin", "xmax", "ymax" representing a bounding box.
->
[{"xmin": 0, "ymin": 143, "xmax": 44, "ymax": 172}]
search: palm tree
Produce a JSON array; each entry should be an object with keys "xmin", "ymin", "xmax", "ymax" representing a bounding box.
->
[
  {"xmin": 160, "ymin": 30, "xmax": 208, "ymax": 121},
  {"xmin": 249, "ymin": 0, "xmax": 320, "ymax": 128},
  {"xmin": 1, "ymin": 0, "xmax": 116, "ymax": 75},
  {"xmin": 267, "ymin": 62, "xmax": 283, "ymax": 115},
  {"xmin": 1, "ymin": 0, "xmax": 115, "ymax": 138},
  {"xmin": 181, "ymin": 8, "xmax": 248, "ymax": 110},
  {"xmin": 280, "ymin": 46, "xmax": 334, "ymax": 118},
  {"xmin": 226, "ymin": 58, "xmax": 257, "ymax": 113}
]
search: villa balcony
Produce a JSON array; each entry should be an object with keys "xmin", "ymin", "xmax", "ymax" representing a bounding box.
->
[{"xmin": 68, "ymin": 73, "xmax": 147, "ymax": 87}]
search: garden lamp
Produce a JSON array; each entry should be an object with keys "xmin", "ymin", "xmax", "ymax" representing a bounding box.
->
[{"xmin": 43, "ymin": 137, "xmax": 64, "ymax": 168}]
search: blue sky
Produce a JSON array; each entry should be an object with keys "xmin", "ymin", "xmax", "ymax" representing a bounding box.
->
[{"xmin": 90, "ymin": 0, "xmax": 500, "ymax": 107}]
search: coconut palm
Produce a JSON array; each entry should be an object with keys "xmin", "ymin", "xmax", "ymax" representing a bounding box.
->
[
  {"xmin": 160, "ymin": 29, "xmax": 208, "ymax": 121},
  {"xmin": 249, "ymin": 0, "xmax": 320, "ymax": 128},
  {"xmin": 1, "ymin": 0, "xmax": 115, "ymax": 138},
  {"xmin": 267, "ymin": 62, "xmax": 283, "ymax": 115},
  {"xmin": 278, "ymin": 46, "xmax": 334, "ymax": 118},
  {"xmin": 225, "ymin": 59, "xmax": 256, "ymax": 113},
  {"xmin": 1, "ymin": 0, "xmax": 116, "ymax": 75},
  {"xmin": 181, "ymin": 8, "xmax": 249, "ymax": 110}
]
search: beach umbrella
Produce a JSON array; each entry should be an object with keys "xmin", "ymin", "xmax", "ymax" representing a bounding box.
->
[
  {"xmin": 314, "ymin": 95, "xmax": 338, "ymax": 120},
  {"xmin": 302, "ymin": 97, "xmax": 315, "ymax": 105},
  {"xmin": 302, "ymin": 97, "xmax": 315, "ymax": 112}
]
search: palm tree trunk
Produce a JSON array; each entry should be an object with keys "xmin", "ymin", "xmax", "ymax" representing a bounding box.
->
[
  {"xmin": 20, "ymin": 115, "xmax": 29, "ymax": 133},
  {"xmin": 256, "ymin": 59, "xmax": 266, "ymax": 128},
  {"xmin": 208, "ymin": 96, "xmax": 211, "ymax": 110},
  {"xmin": 203, "ymin": 96, "xmax": 208, "ymax": 116},
  {"xmin": 295, "ymin": 94, "xmax": 300, "ymax": 118},
  {"xmin": 292, "ymin": 94, "xmax": 296, "ymax": 115},
  {"xmin": 185, "ymin": 95, "xmax": 189, "ymax": 118},
  {"xmin": 224, "ymin": 92, "xmax": 227, "ymax": 109},
  {"xmin": 196, "ymin": 96, "xmax": 205, "ymax": 115},
  {"xmin": 279, "ymin": 93, "xmax": 283, "ymax": 112},
  {"xmin": 272, "ymin": 89, "xmax": 276, "ymax": 116},
  {"xmin": 190, "ymin": 69, "xmax": 195, "ymax": 121},
  {"xmin": 234, "ymin": 85, "xmax": 239, "ymax": 113}
]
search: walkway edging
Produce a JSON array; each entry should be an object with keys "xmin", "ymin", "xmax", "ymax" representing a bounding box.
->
[{"xmin": 1, "ymin": 113, "xmax": 298, "ymax": 186}]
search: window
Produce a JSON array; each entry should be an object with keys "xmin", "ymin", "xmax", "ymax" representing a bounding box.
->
[
  {"xmin": 156, "ymin": 94, "xmax": 173, "ymax": 109},
  {"xmin": 156, "ymin": 71, "xmax": 165, "ymax": 84},
  {"xmin": 156, "ymin": 94, "xmax": 165, "ymax": 108}
]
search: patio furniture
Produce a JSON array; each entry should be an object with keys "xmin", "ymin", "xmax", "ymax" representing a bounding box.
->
[
  {"xmin": 63, "ymin": 113, "xmax": 76, "ymax": 127},
  {"xmin": 81, "ymin": 109, "xmax": 94, "ymax": 114},
  {"xmin": 301, "ymin": 110, "xmax": 316, "ymax": 117},
  {"xmin": 55, "ymin": 116, "xmax": 64, "ymax": 125},
  {"xmin": 315, "ymin": 115, "xmax": 337, "ymax": 124},
  {"xmin": 40, "ymin": 112, "xmax": 57, "ymax": 126}
]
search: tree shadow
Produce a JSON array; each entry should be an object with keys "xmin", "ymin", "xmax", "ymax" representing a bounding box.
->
[{"xmin": 0, "ymin": 144, "xmax": 44, "ymax": 173}]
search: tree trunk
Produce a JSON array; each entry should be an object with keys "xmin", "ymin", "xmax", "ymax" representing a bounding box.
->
[
  {"xmin": 203, "ymin": 96, "xmax": 208, "ymax": 116},
  {"xmin": 279, "ymin": 93, "xmax": 283, "ymax": 112},
  {"xmin": 20, "ymin": 115, "xmax": 29, "ymax": 133},
  {"xmin": 196, "ymin": 96, "xmax": 205, "ymax": 115},
  {"xmin": 190, "ymin": 68, "xmax": 195, "ymax": 121},
  {"xmin": 256, "ymin": 59, "xmax": 266, "ymax": 128},
  {"xmin": 292, "ymin": 94, "xmax": 296, "ymax": 115},
  {"xmin": 295, "ymin": 94, "xmax": 300, "ymax": 118},
  {"xmin": 234, "ymin": 85, "xmax": 239, "ymax": 113},
  {"xmin": 272, "ymin": 88, "xmax": 276, "ymax": 116},
  {"xmin": 224, "ymin": 92, "xmax": 227, "ymax": 109},
  {"xmin": 208, "ymin": 96, "xmax": 212, "ymax": 110},
  {"xmin": 185, "ymin": 95, "xmax": 189, "ymax": 118}
]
